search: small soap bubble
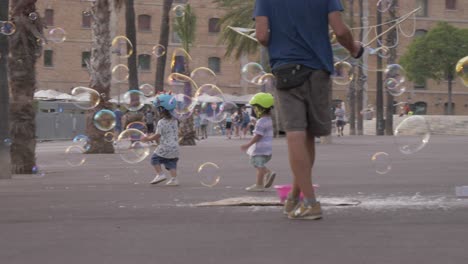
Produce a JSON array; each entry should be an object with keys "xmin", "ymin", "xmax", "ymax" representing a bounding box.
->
[
  {"xmin": 65, "ymin": 145, "xmax": 87, "ymax": 167},
  {"xmin": 122, "ymin": 90, "xmax": 145, "ymax": 112},
  {"xmin": 172, "ymin": 5, "xmax": 185, "ymax": 17},
  {"xmin": 112, "ymin": 36, "xmax": 133, "ymax": 58},
  {"xmin": 241, "ymin": 62, "xmax": 265, "ymax": 84},
  {"xmin": 93, "ymin": 109, "xmax": 116, "ymax": 132},
  {"xmin": 104, "ymin": 132, "xmax": 115, "ymax": 142},
  {"xmin": 371, "ymin": 152, "xmax": 392, "ymax": 175},
  {"xmin": 112, "ymin": 64, "xmax": 129, "ymax": 82},
  {"xmin": 152, "ymin": 44, "xmax": 166, "ymax": 58},
  {"xmin": 333, "ymin": 61, "xmax": 354, "ymax": 85},
  {"xmin": 3, "ymin": 138, "xmax": 12, "ymax": 147},
  {"xmin": 48, "ymin": 27, "xmax": 67, "ymax": 43},
  {"xmin": 71, "ymin": 87, "xmax": 100, "ymax": 110},
  {"xmin": 198, "ymin": 162, "xmax": 221, "ymax": 187},
  {"xmin": 139, "ymin": 83, "xmax": 155, "ymax": 97},
  {"xmin": 0, "ymin": 21, "xmax": 16, "ymax": 36},
  {"xmin": 28, "ymin": 12, "xmax": 38, "ymax": 21}
]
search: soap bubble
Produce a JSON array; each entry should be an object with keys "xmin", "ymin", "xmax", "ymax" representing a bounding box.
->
[
  {"xmin": 195, "ymin": 84, "xmax": 225, "ymax": 123},
  {"xmin": 384, "ymin": 64, "xmax": 405, "ymax": 84},
  {"xmin": 1, "ymin": 21, "xmax": 16, "ymax": 35},
  {"xmin": 152, "ymin": 44, "xmax": 166, "ymax": 58},
  {"xmin": 32, "ymin": 166, "xmax": 46, "ymax": 178},
  {"xmin": 198, "ymin": 162, "xmax": 220, "ymax": 187},
  {"xmin": 65, "ymin": 145, "xmax": 87, "ymax": 167},
  {"xmin": 170, "ymin": 94, "xmax": 197, "ymax": 120},
  {"xmin": 371, "ymin": 152, "xmax": 392, "ymax": 175},
  {"xmin": 377, "ymin": 0, "xmax": 394, "ymax": 13},
  {"xmin": 211, "ymin": 101, "xmax": 238, "ymax": 123},
  {"xmin": 172, "ymin": 5, "xmax": 185, "ymax": 17},
  {"xmin": 455, "ymin": 56, "xmax": 468, "ymax": 87},
  {"xmin": 104, "ymin": 132, "xmax": 115, "ymax": 142},
  {"xmin": 71, "ymin": 87, "xmax": 100, "ymax": 110},
  {"xmin": 385, "ymin": 78, "xmax": 406, "ymax": 96},
  {"xmin": 122, "ymin": 90, "xmax": 145, "ymax": 112},
  {"xmin": 93, "ymin": 109, "xmax": 116, "ymax": 132},
  {"xmin": 115, "ymin": 129, "xmax": 151, "ymax": 164},
  {"xmin": 333, "ymin": 61, "xmax": 354, "ymax": 85},
  {"xmin": 139, "ymin": 83, "xmax": 155, "ymax": 97},
  {"xmin": 394, "ymin": 116, "xmax": 431, "ymax": 155},
  {"xmin": 72, "ymin": 134, "xmax": 91, "ymax": 151},
  {"xmin": 3, "ymin": 138, "xmax": 12, "ymax": 147},
  {"xmin": 28, "ymin": 12, "xmax": 38, "ymax": 21},
  {"xmin": 126, "ymin": 122, "xmax": 147, "ymax": 133},
  {"xmin": 111, "ymin": 36, "xmax": 133, "ymax": 58},
  {"xmin": 241, "ymin": 62, "xmax": 265, "ymax": 84},
  {"xmin": 190, "ymin": 67, "xmax": 217, "ymax": 86},
  {"xmin": 112, "ymin": 64, "xmax": 129, "ymax": 82},
  {"xmin": 48, "ymin": 27, "xmax": 67, "ymax": 43}
]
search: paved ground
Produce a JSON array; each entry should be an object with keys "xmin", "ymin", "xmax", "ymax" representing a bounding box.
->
[{"xmin": 1, "ymin": 135, "xmax": 468, "ymax": 264}]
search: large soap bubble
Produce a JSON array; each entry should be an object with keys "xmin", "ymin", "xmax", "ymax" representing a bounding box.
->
[
  {"xmin": 394, "ymin": 116, "xmax": 431, "ymax": 155},
  {"xmin": 71, "ymin": 87, "xmax": 100, "ymax": 110},
  {"xmin": 115, "ymin": 129, "xmax": 151, "ymax": 164}
]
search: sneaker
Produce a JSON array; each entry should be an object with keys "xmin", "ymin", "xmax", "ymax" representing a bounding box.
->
[
  {"xmin": 288, "ymin": 202, "xmax": 322, "ymax": 220},
  {"xmin": 264, "ymin": 171, "xmax": 276, "ymax": 188},
  {"xmin": 283, "ymin": 197, "xmax": 300, "ymax": 215},
  {"xmin": 165, "ymin": 177, "xmax": 179, "ymax": 186},
  {"xmin": 245, "ymin": 184, "xmax": 265, "ymax": 192},
  {"xmin": 150, "ymin": 174, "xmax": 167, "ymax": 185}
]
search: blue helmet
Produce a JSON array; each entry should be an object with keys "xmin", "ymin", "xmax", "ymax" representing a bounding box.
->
[{"xmin": 153, "ymin": 94, "xmax": 176, "ymax": 111}]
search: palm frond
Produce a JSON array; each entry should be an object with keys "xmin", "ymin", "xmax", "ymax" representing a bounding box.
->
[{"xmin": 173, "ymin": 4, "xmax": 197, "ymax": 53}]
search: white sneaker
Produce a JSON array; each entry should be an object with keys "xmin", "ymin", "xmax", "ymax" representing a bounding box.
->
[
  {"xmin": 150, "ymin": 174, "xmax": 167, "ymax": 185},
  {"xmin": 165, "ymin": 177, "xmax": 179, "ymax": 186},
  {"xmin": 245, "ymin": 184, "xmax": 265, "ymax": 192}
]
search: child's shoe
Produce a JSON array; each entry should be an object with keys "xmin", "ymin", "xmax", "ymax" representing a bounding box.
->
[
  {"xmin": 288, "ymin": 202, "xmax": 322, "ymax": 220},
  {"xmin": 264, "ymin": 171, "xmax": 276, "ymax": 188},
  {"xmin": 165, "ymin": 177, "xmax": 179, "ymax": 186},
  {"xmin": 245, "ymin": 184, "xmax": 265, "ymax": 192},
  {"xmin": 150, "ymin": 174, "xmax": 167, "ymax": 184}
]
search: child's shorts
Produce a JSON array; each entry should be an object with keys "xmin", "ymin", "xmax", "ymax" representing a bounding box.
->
[
  {"xmin": 151, "ymin": 154, "xmax": 179, "ymax": 170},
  {"xmin": 250, "ymin": 155, "xmax": 272, "ymax": 168}
]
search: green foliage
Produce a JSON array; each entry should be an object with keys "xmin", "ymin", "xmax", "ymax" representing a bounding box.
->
[
  {"xmin": 173, "ymin": 4, "xmax": 197, "ymax": 53},
  {"xmin": 214, "ymin": 0, "xmax": 258, "ymax": 59},
  {"xmin": 400, "ymin": 22, "xmax": 468, "ymax": 83}
]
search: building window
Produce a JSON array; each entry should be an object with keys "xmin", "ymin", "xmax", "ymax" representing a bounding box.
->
[
  {"xmin": 138, "ymin": 15, "xmax": 151, "ymax": 31},
  {"xmin": 208, "ymin": 57, "xmax": 221, "ymax": 73},
  {"xmin": 416, "ymin": 0, "xmax": 428, "ymax": 17},
  {"xmin": 81, "ymin": 51, "xmax": 91, "ymax": 68},
  {"xmin": 173, "ymin": 0, "xmax": 188, "ymax": 3},
  {"xmin": 414, "ymin": 80, "xmax": 426, "ymax": 89},
  {"xmin": 415, "ymin": 29, "xmax": 427, "ymax": 38},
  {"xmin": 138, "ymin": 54, "xmax": 151, "ymax": 71},
  {"xmin": 208, "ymin": 18, "xmax": 220, "ymax": 33},
  {"xmin": 44, "ymin": 9, "xmax": 54, "ymax": 26},
  {"xmin": 82, "ymin": 12, "xmax": 92, "ymax": 28},
  {"xmin": 446, "ymin": 0, "xmax": 456, "ymax": 10},
  {"xmin": 44, "ymin": 50, "xmax": 53, "ymax": 67},
  {"xmin": 413, "ymin": 102, "xmax": 427, "ymax": 115}
]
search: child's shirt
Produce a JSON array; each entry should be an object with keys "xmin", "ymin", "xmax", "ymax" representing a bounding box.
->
[
  {"xmin": 250, "ymin": 116, "xmax": 273, "ymax": 156},
  {"xmin": 154, "ymin": 118, "xmax": 179, "ymax": 159}
]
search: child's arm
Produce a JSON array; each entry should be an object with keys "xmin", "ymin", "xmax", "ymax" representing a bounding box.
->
[
  {"xmin": 240, "ymin": 134, "xmax": 262, "ymax": 152},
  {"xmin": 141, "ymin": 133, "xmax": 160, "ymax": 143}
]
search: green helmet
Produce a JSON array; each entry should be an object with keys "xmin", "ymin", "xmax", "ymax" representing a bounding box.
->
[{"xmin": 249, "ymin": 92, "xmax": 274, "ymax": 109}]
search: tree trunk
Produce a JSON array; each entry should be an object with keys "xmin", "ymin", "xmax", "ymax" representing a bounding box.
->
[
  {"xmin": 375, "ymin": 6, "xmax": 384, "ymax": 136},
  {"xmin": 0, "ymin": 0, "xmax": 11, "ymax": 178},
  {"xmin": 126, "ymin": 0, "xmax": 138, "ymax": 90},
  {"xmin": 447, "ymin": 72, "xmax": 453, "ymax": 115},
  {"xmin": 347, "ymin": 0, "xmax": 356, "ymax": 135},
  {"xmin": 8, "ymin": 0, "xmax": 44, "ymax": 174},
  {"xmin": 86, "ymin": 0, "xmax": 114, "ymax": 153},
  {"xmin": 385, "ymin": 0, "xmax": 398, "ymax": 135},
  {"xmin": 155, "ymin": 0, "xmax": 173, "ymax": 91},
  {"xmin": 357, "ymin": 0, "xmax": 364, "ymax": 135}
]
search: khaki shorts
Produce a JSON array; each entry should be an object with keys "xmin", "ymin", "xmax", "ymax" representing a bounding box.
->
[{"xmin": 276, "ymin": 70, "xmax": 332, "ymax": 136}]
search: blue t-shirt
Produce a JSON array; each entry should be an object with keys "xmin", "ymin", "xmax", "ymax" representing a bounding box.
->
[{"xmin": 253, "ymin": 0, "xmax": 343, "ymax": 73}]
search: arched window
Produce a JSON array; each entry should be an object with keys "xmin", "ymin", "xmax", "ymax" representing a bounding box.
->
[
  {"xmin": 138, "ymin": 15, "xmax": 151, "ymax": 31},
  {"xmin": 208, "ymin": 57, "xmax": 221, "ymax": 73},
  {"xmin": 44, "ymin": 9, "xmax": 54, "ymax": 26},
  {"xmin": 415, "ymin": 29, "xmax": 427, "ymax": 38},
  {"xmin": 138, "ymin": 54, "xmax": 152, "ymax": 71},
  {"xmin": 413, "ymin": 101, "xmax": 427, "ymax": 115},
  {"xmin": 208, "ymin": 18, "xmax": 220, "ymax": 33}
]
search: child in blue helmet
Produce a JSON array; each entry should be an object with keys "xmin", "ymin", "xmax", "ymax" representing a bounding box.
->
[{"xmin": 141, "ymin": 93, "xmax": 180, "ymax": 186}]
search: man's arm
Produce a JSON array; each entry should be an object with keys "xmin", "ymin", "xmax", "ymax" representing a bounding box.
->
[
  {"xmin": 328, "ymin": 11, "xmax": 362, "ymax": 58},
  {"xmin": 255, "ymin": 16, "xmax": 269, "ymax": 47}
]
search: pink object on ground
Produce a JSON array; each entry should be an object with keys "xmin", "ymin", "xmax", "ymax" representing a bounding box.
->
[{"xmin": 273, "ymin": 184, "xmax": 320, "ymax": 203}]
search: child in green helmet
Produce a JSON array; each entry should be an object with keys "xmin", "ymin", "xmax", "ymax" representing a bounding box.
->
[{"xmin": 240, "ymin": 92, "xmax": 276, "ymax": 192}]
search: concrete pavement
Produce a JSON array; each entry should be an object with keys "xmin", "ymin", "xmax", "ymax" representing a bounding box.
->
[{"xmin": 1, "ymin": 135, "xmax": 468, "ymax": 264}]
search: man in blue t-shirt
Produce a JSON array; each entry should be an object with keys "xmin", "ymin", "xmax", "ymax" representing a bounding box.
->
[{"xmin": 254, "ymin": 0, "xmax": 363, "ymax": 220}]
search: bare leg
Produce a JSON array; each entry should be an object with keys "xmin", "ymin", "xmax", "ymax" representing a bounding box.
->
[
  {"xmin": 169, "ymin": 169, "xmax": 177, "ymax": 178},
  {"xmin": 153, "ymin": 165, "xmax": 163, "ymax": 175},
  {"xmin": 286, "ymin": 131, "xmax": 316, "ymax": 200},
  {"xmin": 256, "ymin": 167, "xmax": 269, "ymax": 186}
]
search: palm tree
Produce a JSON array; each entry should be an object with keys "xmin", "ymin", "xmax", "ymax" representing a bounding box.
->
[
  {"xmin": 173, "ymin": 4, "xmax": 197, "ymax": 146},
  {"xmin": 0, "ymin": 0, "xmax": 11, "ymax": 178},
  {"xmin": 85, "ymin": 0, "xmax": 125, "ymax": 154},
  {"xmin": 155, "ymin": 0, "xmax": 173, "ymax": 92},
  {"xmin": 126, "ymin": 0, "xmax": 139, "ymax": 90},
  {"xmin": 8, "ymin": 0, "xmax": 44, "ymax": 174}
]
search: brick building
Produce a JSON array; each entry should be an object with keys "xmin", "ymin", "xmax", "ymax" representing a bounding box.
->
[
  {"xmin": 35, "ymin": 0, "xmax": 257, "ymax": 99},
  {"xmin": 333, "ymin": 0, "xmax": 468, "ymax": 115}
]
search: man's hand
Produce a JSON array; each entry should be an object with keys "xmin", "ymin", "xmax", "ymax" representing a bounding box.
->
[{"xmin": 351, "ymin": 41, "xmax": 364, "ymax": 59}]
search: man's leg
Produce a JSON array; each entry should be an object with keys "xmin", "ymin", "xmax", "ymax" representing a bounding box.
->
[{"xmin": 287, "ymin": 131, "xmax": 316, "ymax": 200}]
